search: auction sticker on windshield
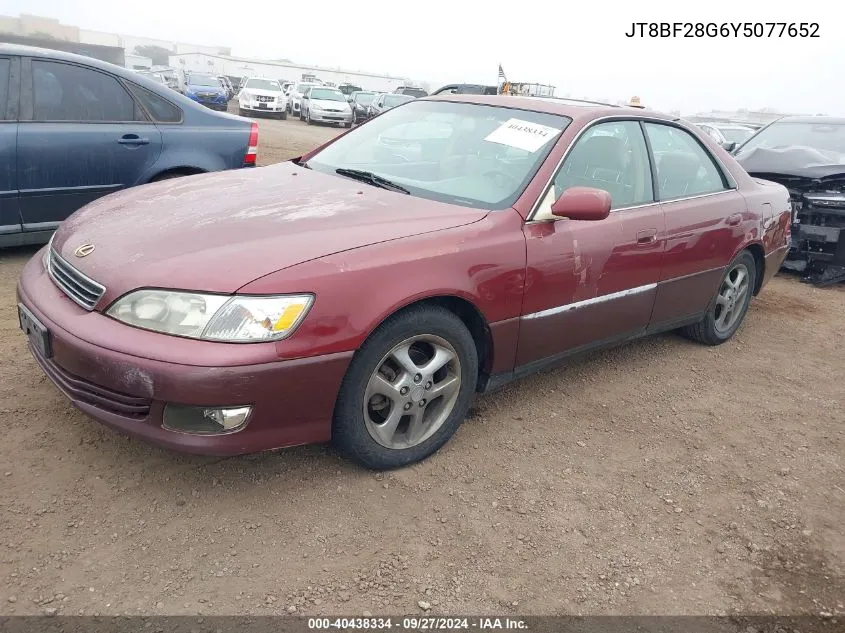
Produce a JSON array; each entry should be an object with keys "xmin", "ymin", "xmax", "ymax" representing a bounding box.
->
[{"xmin": 484, "ymin": 118, "xmax": 562, "ymax": 152}]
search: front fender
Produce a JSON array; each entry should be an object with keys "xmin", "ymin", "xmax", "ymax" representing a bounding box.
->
[{"xmin": 237, "ymin": 210, "xmax": 528, "ymax": 370}]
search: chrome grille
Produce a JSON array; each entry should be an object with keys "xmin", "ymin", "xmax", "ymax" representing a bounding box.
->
[
  {"xmin": 256, "ymin": 95, "xmax": 275, "ymax": 103},
  {"xmin": 47, "ymin": 249, "xmax": 106, "ymax": 311}
]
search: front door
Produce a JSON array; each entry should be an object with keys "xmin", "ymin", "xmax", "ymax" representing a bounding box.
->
[
  {"xmin": 17, "ymin": 58, "xmax": 162, "ymax": 231},
  {"xmin": 516, "ymin": 119, "xmax": 665, "ymax": 369}
]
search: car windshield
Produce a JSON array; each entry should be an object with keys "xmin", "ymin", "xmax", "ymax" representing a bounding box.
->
[
  {"xmin": 719, "ymin": 127, "xmax": 754, "ymax": 143},
  {"xmin": 736, "ymin": 121, "xmax": 845, "ymax": 156},
  {"xmin": 310, "ymin": 88, "xmax": 346, "ymax": 101},
  {"xmin": 353, "ymin": 92, "xmax": 376, "ymax": 105},
  {"xmin": 246, "ymin": 78, "xmax": 281, "ymax": 91},
  {"xmin": 400, "ymin": 88, "xmax": 428, "ymax": 98},
  {"xmin": 306, "ymin": 100, "xmax": 570, "ymax": 210},
  {"xmin": 188, "ymin": 74, "xmax": 220, "ymax": 87},
  {"xmin": 384, "ymin": 94, "xmax": 414, "ymax": 107}
]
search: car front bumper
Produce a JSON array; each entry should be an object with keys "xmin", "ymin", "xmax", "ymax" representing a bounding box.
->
[
  {"xmin": 16, "ymin": 252, "xmax": 352, "ymax": 456},
  {"xmin": 309, "ymin": 110, "xmax": 352, "ymax": 124},
  {"xmin": 240, "ymin": 101, "xmax": 286, "ymax": 113}
]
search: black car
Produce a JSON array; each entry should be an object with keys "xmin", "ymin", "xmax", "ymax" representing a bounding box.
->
[
  {"xmin": 349, "ymin": 90, "xmax": 377, "ymax": 124},
  {"xmin": 431, "ymin": 83, "xmax": 497, "ymax": 96},
  {"xmin": 733, "ymin": 116, "xmax": 845, "ymax": 286},
  {"xmin": 368, "ymin": 93, "xmax": 415, "ymax": 118},
  {"xmin": 393, "ymin": 86, "xmax": 428, "ymax": 98}
]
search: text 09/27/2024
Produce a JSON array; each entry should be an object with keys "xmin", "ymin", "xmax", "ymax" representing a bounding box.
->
[{"xmin": 624, "ymin": 22, "xmax": 820, "ymax": 38}]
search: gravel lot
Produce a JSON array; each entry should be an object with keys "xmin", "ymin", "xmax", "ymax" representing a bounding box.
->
[{"xmin": 1, "ymin": 112, "xmax": 843, "ymax": 618}]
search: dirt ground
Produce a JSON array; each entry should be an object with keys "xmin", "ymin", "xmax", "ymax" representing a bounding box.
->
[{"xmin": 0, "ymin": 113, "xmax": 843, "ymax": 618}]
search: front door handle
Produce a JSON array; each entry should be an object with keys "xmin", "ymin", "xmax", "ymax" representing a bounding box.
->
[
  {"xmin": 636, "ymin": 229, "xmax": 658, "ymax": 244},
  {"xmin": 727, "ymin": 213, "xmax": 742, "ymax": 226},
  {"xmin": 118, "ymin": 134, "xmax": 150, "ymax": 146}
]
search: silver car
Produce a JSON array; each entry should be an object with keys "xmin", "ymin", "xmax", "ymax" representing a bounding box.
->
[{"xmin": 300, "ymin": 86, "xmax": 353, "ymax": 127}]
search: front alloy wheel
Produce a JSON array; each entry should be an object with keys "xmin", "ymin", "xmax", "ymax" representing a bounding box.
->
[
  {"xmin": 332, "ymin": 305, "xmax": 478, "ymax": 470},
  {"xmin": 364, "ymin": 335, "xmax": 461, "ymax": 449}
]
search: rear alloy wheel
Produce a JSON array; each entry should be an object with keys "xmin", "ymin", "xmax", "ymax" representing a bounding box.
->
[
  {"xmin": 681, "ymin": 251, "xmax": 756, "ymax": 345},
  {"xmin": 332, "ymin": 306, "xmax": 478, "ymax": 470}
]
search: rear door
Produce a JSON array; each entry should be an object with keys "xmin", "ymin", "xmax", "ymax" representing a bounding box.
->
[
  {"xmin": 16, "ymin": 57, "xmax": 163, "ymax": 231},
  {"xmin": 643, "ymin": 121, "xmax": 748, "ymax": 328},
  {"xmin": 0, "ymin": 55, "xmax": 20, "ymax": 237}
]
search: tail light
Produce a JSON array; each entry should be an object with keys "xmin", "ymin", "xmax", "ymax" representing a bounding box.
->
[{"xmin": 243, "ymin": 122, "xmax": 258, "ymax": 166}]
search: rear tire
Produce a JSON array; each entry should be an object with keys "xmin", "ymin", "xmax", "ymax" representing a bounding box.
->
[
  {"xmin": 332, "ymin": 306, "xmax": 478, "ymax": 470},
  {"xmin": 680, "ymin": 250, "xmax": 756, "ymax": 346}
]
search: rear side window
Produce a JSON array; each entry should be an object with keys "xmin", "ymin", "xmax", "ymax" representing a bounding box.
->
[
  {"xmin": 0, "ymin": 58, "xmax": 9, "ymax": 120},
  {"xmin": 644, "ymin": 123, "xmax": 728, "ymax": 200},
  {"xmin": 127, "ymin": 83, "xmax": 182, "ymax": 123},
  {"xmin": 33, "ymin": 60, "xmax": 140, "ymax": 122}
]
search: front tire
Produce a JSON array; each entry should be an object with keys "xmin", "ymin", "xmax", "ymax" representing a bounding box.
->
[
  {"xmin": 279, "ymin": 110, "xmax": 287, "ymax": 120},
  {"xmin": 680, "ymin": 250, "xmax": 756, "ymax": 345},
  {"xmin": 306, "ymin": 111, "xmax": 313, "ymax": 125},
  {"xmin": 332, "ymin": 306, "xmax": 479, "ymax": 470}
]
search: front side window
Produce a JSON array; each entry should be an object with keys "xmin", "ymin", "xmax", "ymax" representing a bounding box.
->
[
  {"xmin": 644, "ymin": 122, "xmax": 728, "ymax": 199},
  {"xmin": 33, "ymin": 61, "xmax": 139, "ymax": 122},
  {"xmin": 553, "ymin": 120, "xmax": 654, "ymax": 209},
  {"xmin": 306, "ymin": 100, "xmax": 570, "ymax": 209},
  {"xmin": 734, "ymin": 120, "xmax": 845, "ymax": 157}
]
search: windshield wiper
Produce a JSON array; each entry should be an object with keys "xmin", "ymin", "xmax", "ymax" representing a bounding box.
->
[{"xmin": 335, "ymin": 168, "xmax": 410, "ymax": 194}]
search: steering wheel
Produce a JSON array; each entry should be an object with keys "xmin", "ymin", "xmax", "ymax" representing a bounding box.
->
[{"xmin": 481, "ymin": 170, "xmax": 519, "ymax": 190}]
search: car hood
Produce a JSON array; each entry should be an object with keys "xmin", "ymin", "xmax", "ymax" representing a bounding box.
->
[
  {"xmin": 312, "ymin": 98, "xmax": 350, "ymax": 110},
  {"xmin": 52, "ymin": 164, "xmax": 488, "ymax": 301},
  {"xmin": 736, "ymin": 146, "xmax": 845, "ymax": 180}
]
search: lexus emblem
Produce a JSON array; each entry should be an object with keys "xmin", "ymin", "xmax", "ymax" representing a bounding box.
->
[{"xmin": 74, "ymin": 244, "xmax": 95, "ymax": 258}]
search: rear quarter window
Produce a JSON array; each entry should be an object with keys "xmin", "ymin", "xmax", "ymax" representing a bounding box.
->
[{"xmin": 128, "ymin": 83, "xmax": 183, "ymax": 123}]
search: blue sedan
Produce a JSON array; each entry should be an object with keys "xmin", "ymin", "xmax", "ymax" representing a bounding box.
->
[
  {"xmin": 184, "ymin": 72, "xmax": 230, "ymax": 111},
  {"xmin": 0, "ymin": 44, "xmax": 258, "ymax": 248}
]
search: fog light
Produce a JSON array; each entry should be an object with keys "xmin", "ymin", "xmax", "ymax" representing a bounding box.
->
[{"xmin": 163, "ymin": 404, "xmax": 252, "ymax": 435}]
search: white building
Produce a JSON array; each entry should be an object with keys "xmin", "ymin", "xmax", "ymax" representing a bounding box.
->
[{"xmin": 169, "ymin": 52, "xmax": 427, "ymax": 94}]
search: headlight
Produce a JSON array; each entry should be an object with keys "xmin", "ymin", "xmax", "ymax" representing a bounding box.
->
[
  {"xmin": 311, "ymin": 103, "xmax": 322, "ymax": 111},
  {"xmin": 107, "ymin": 291, "xmax": 314, "ymax": 342}
]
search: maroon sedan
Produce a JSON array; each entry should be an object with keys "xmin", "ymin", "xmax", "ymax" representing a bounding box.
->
[{"xmin": 17, "ymin": 95, "xmax": 792, "ymax": 469}]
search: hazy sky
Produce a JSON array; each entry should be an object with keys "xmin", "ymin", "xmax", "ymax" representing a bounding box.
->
[{"xmin": 5, "ymin": 0, "xmax": 841, "ymax": 114}]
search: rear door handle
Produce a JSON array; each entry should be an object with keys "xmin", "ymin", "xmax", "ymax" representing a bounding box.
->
[
  {"xmin": 727, "ymin": 213, "xmax": 742, "ymax": 226},
  {"xmin": 118, "ymin": 134, "xmax": 150, "ymax": 146},
  {"xmin": 636, "ymin": 229, "xmax": 658, "ymax": 244}
]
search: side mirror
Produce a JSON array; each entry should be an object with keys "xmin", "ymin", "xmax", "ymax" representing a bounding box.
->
[
  {"xmin": 721, "ymin": 141, "xmax": 737, "ymax": 152},
  {"xmin": 551, "ymin": 187, "xmax": 611, "ymax": 221}
]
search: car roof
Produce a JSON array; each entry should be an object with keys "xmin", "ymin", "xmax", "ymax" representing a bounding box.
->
[
  {"xmin": 774, "ymin": 116, "xmax": 845, "ymax": 125},
  {"xmin": 700, "ymin": 121, "xmax": 754, "ymax": 129},
  {"xmin": 0, "ymin": 43, "xmax": 189, "ymax": 94},
  {"xmin": 424, "ymin": 94, "xmax": 675, "ymax": 122}
]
